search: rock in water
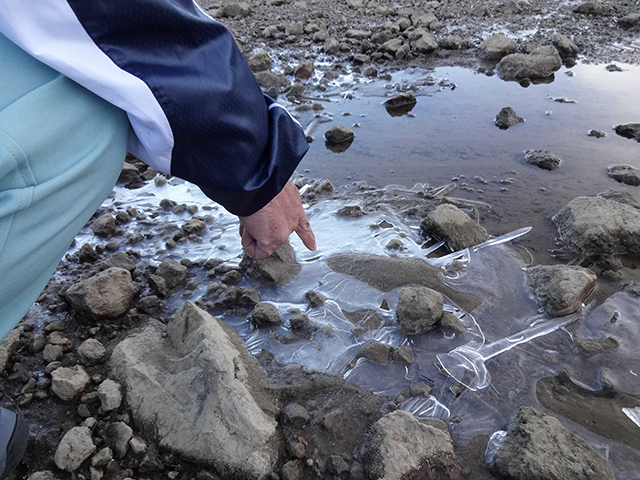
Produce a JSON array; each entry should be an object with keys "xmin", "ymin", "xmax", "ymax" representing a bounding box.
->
[
  {"xmin": 363, "ymin": 411, "xmax": 457, "ymax": 480},
  {"xmin": 249, "ymin": 302, "xmax": 281, "ymax": 326},
  {"xmin": 553, "ymin": 196, "xmax": 640, "ymax": 256},
  {"xmin": 358, "ymin": 340, "xmax": 392, "ymax": 364},
  {"xmin": 383, "ymin": 91, "xmax": 417, "ymax": 111},
  {"xmin": 526, "ymin": 265, "xmax": 596, "ymax": 316},
  {"xmin": 240, "ymin": 242, "xmax": 301, "ymax": 286},
  {"xmin": 66, "ymin": 268, "xmax": 134, "ymax": 319},
  {"xmin": 110, "ymin": 301, "xmax": 278, "ymax": 478},
  {"xmin": 396, "ymin": 286, "xmax": 444, "ymax": 336},
  {"xmin": 574, "ymin": 336, "xmax": 619, "ymax": 356},
  {"xmin": 497, "ymin": 46, "xmax": 562, "ymax": 80},
  {"xmin": 491, "ymin": 407, "xmax": 615, "ymax": 480},
  {"xmin": 551, "ymin": 34, "xmax": 579, "ymax": 58},
  {"xmin": 54, "ymin": 426, "xmax": 96, "ymax": 472},
  {"xmin": 613, "ymin": 123, "xmax": 640, "ymax": 141},
  {"xmin": 608, "ymin": 164, "xmax": 640, "ymax": 186},
  {"xmin": 327, "ymin": 253, "xmax": 482, "ymax": 312},
  {"xmin": 495, "ymin": 107, "xmax": 524, "ymax": 129},
  {"xmin": 478, "ymin": 34, "xmax": 517, "ymax": 60},
  {"xmin": 421, "ymin": 204, "xmax": 489, "ymax": 250},
  {"xmin": 524, "ymin": 149, "xmax": 562, "ymax": 170},
  {"xmin": 587, "ymin": 129, "xmax": 607, "ymax": 138},
  {"xmin": 324, "ymin": 126, "xmax": 355, "ymax": 144}
]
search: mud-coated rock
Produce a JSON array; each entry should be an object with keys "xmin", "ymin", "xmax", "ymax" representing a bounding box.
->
[
  {"xmin": 249, "ymin": 303, "xmax": 281, "ymax": 326},
  {"xmin": 51, "ymin": 366, "xmax": 91, "ymax": 401},
  {"xmin": 421, "ymin": 204, "xmax": 489, "ymax": 250},
  {"xmin": 248, "ymin": 51, "xmax": 272, "ymax": 73},
  {"xmin": 495, "ymin": 107, "xmax": 524, "ymax": 129},
  {"xmin": 608, "ymin": 164, "xmax": 640, "ymax": 186},
  {"xmin": 359, "ymin": 340, "xmax": 392, "ymax": 364},
  {"xmin": 553, "ymin": 196, "xmax": 640, "ymax": 256},
  {"xmin": 325, "ymin": 126, "xmax": 355, "ymax": 144},
  {"xmin": 574, "ymin": 336, "xmax": 619, "ymax": 356},
  {"xmin": 551, "ymin": 34, "xmax": 579, "ymax": 58},
  {"xmin": 240, "ymin": 242, "xmax": 301, "ymax": 286},
  {"xmin": 55, "ymin": 426, "xmax": 96, "ymax": 472},
  {"xmin": 254, "ymin": 71, "xmax": 290, "ymax": 89},
  {"xmin": 526, "ymin": 265, "xmax": 596, "ymax": 316},
  {"xmin": 294, "ymin": 60, "xmax": 314, "ymax": 80},
  {"xmin": 491, "ymin": 407, "xmax": 615, "ymax": 480},
  {"xmin": 363, "ymin": 410, "xmax": 457, "ymax": 480},
  {"xmin": 66, "ymin": 268, "xmax": 134, "ymax": 319},
  {"xmin": 110, "ymin": 301, "xmax": 278, "ymax": 478},
  {"xmin": 77, "ymin": 339, "xmax": 106, "ymax": 364},
  {"xmin": 91, "ymin": 214, "xmax": 115, "ymax": 237},
  {"xmin": 497, "ymin": 46, "xmax": 562, "ymax": 80},
  {"xmin": 478, "ymin": 34, "xmax": 516, "ymax": 60},
  {"xmin": 437, "ymin": 312, "xmax": 467, "ymax": 334},
  {"xmin": 524, "ymin": 149, "xmax": 562, "ymax": 170},
  {"xmin": 156, "ymin": 258, "xmax": 187, "ymax": 288},
  {"xmin": 396, "ymin": 286, "xmax": 444, "ymax": 336}
]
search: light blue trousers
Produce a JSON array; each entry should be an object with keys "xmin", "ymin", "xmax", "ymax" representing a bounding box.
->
[{"xmin": 0, "ymin": 33, "xmax": 130, "ymax": 340}]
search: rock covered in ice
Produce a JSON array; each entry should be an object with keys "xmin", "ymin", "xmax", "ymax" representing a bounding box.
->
[
  {"xmin": 110, "ymin": 301, "xmax": 278, "ymax": 478},
  {"xmin": 396, "ymin": 286, "xmax": 444, "ymax": 336},
  {"xmin": 421, "ymin": 204, "xmax": 490, "ymax": 250},
  {"xmin": 490, "ymin": 407, "xmax": 615, "ymax": 480},
  {"xmin": 526, "ymin": 265, "xmax": 596, "ymax": 316},
  {"xmin": 363, "ymin": 410, "xmax": 457, "ymax": 480}
]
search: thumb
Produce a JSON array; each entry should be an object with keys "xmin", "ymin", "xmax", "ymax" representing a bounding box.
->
[{"xmin": 295, "ymin": 217, "xmax": 317, "ymax": 251}]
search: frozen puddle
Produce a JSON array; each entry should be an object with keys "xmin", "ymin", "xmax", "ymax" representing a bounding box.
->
[{"xmin": 72, "ymin": 176, "xmax": 640, "ymax": 477}]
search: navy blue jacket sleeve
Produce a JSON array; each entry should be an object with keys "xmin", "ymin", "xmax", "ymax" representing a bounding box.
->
[{"xmin": 0, "ymin": 0, "xmax": 308, "ymax": 216}]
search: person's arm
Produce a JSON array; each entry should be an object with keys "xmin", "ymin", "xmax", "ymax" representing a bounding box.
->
[{"xmin": 0, "ymin": 0, "xmax": 309, "ymax": 219}]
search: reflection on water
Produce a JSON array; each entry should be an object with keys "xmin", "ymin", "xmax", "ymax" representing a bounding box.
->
[
  {"xmin": 325, "ymin": 136, "xmax": 354, "ymax": 153},
  {"xmin": 298, "ymin": 63, "xmax": 640, "ymax": 263}
]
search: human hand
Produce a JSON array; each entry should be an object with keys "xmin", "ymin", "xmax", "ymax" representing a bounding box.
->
[{"xmin": 238, "ymin": 181, "xmax": 316, "ymax": 260}]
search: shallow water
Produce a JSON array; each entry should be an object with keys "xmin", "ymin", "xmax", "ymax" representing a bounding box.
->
[
  {"xmin": 297, "ymin": 63, "xmax": 640, "ymax": 263},
  {"xmin": 71, "ymin": 174, "xmax": 640, "ymax": 477}
]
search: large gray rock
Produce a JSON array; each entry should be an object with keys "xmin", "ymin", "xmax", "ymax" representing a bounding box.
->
[
  {"xmin": 110, "ymin": 301, "xmax": 278, "ymax": 478},
  {"xmin": 240, "ymin": 242, "xmax": 301, "ymax": 286},
  {"xmin": 491, "ymin": 407, "xmax": 615, "ymax": 480},
  {"xmin": 396, "ymin": 286, "xmax": 444, "ymax": 336},
  {"xmin": 478, "ymin": 34, "xmax": 517, "ymax": 60},
  {"xmin": 51, "ymin": 366, "xmax": 91, "ymax": 402},
  {"xmin": 553, "ymin": 196, "xmax": 640, "ymax": 256},
  {"xmin": 551, "ymin": 34, "xmax": 579, "ymax": 58},
  {"xmin": 363, "ymin": 411, "xmax": 457, "ymax": 480},
  {"xmin": 421, "ymin": 204, "xmax": 490, "ymax": 250},
  {"xmin": 497, "ymin": 46, "xmax": 562, "ymax": 80},
  {"xmin": 608, "ymin": 164, "xmax": 640, "ymax": 186},
  {"xmin": 66, "ymin": 268, "xmax": 134, "ymax": 319},
  {"xmin": 54, "ymin": 426, "xmax": 96, "ymax": 472},
  {"xmin": 524, "ymin": 149, "xmax": 562, "ymax": 170},
  {"xmin": 526, "ymin": 265, "xmax": 596, "ymax": 316}
]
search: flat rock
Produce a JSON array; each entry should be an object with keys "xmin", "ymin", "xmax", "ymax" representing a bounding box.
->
[
  {"xmin": 100, "ymin": 252, "xmax": 136, "ymax": 272},
  {"xmin": 110, "ymin": 301, "xmax": 278, "ymax": 478},
  {"xmin": 66, "ymin": 268, "xmax": 134, "ymax": 319},
  {"xmin": 491, "ymin": 407, "xmax": 615, "ymax": 480},
  {"xmin": 363, "ymin": 410, "xmax": 457, "ymax": 480},
  {"xmin": 553, "ymin": 196, "xmax": 640, "ymax": 256},
  {"xmin": 396, "ymin": 286, "xmax": 444, "ymax": 336},
  {"xmin": 325, "ymin": 126, "xmax": 355, "ymax": 144},
  {"xmin": 358, "ymin": 340, "xmax": 392, "ymax": 364},
  {"xmin": 526, "ymin": 265, "xmax": 596, "ymax": 316},
  {"xmin": 495, "ymin": 107, "xmax": 524, "ymax": 129},
  {"xmin": 421, "ymin": 204, "xmax": 490, "ymax": 250},
  {"xmin": 497, "ymin": 46, "xmax": 562, "ymax": 80},
  {"xmin": 524, "ymin": 149, "xmax": 562, "ymax": 170},
  {"xmin": 54, "ymin": 426, "xmax": 96, "ymax": 472},
  {"xmin": 240, "ymin": 242, "xmax": 301, "ymax": 286},
  {"xmin": 51, "ymin": 366, "xmax": 91, "ymax": 402},
  {"xmin": 608, "ymin": 164, "xmax": 640, "ymax": 186},
  {"xmin": 613, "ymin": 123, "xmax": 640, "ymax": 141},
  {"xmin": 478, "ymin": 34, "xmax": 517, "ymax": 60},
  {"xmin": 328, "ymin": 254, "xmax": 482, "ymax": 312}
]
